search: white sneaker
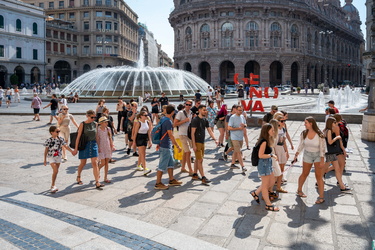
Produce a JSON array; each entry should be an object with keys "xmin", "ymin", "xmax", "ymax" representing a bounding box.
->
[
  {"xmin": 50, "ymin": 186, "xmax": 58, "ymax": 193},
  {"xmin": 143, "ymin": 168, "xmax": 151, "ymax": 175},
  {"xmin": 136, "ymin": 165, "xmax": 144, "ymax": 171}
]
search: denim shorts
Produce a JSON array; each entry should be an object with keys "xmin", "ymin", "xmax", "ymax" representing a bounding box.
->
[
  {"xmin": 303, "ymin": 150, "xmax": 321, "ymax": 164},
  {"xmin": 257, "ymin": 158, "xmax": 273, "ymax": 176},
  {"xmin": 50, "ymin": 109, "xmax": 57, "ymax": 116},
  {"xmin": 157, "ymin": 147, "xmax": 175, "ymax": 172}
]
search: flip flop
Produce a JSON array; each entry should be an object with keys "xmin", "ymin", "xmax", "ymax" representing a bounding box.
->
[{"xmin": 296, "ymin": 191, "xmax": 307, "ymax": 198}]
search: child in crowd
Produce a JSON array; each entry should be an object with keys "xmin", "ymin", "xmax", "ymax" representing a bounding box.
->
[
  {"xmin": 43, "ymin": 126, "xmax": 74, "ymax": 193},
  {"xmin": 97, "ymin": 116, "xmax": 115, "ymax": 183}
]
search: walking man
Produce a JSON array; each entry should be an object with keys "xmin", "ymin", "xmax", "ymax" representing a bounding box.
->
[
  {"xmin": 43, "ymin": 94, "xmax": 58, "ymax": 124},
  {"xmin": 155, "ymin": 105, "xmax": 182, "ymax": 190},
  {"xmin": 228, "ymin": 106, "xmax": 247, "ymax": 172},
  {"xmin": 191, "ymin": 105, "xmax": 218, "ymax": 185}
]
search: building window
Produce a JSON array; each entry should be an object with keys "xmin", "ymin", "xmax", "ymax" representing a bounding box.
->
[
  {"xmin": 32, "ymin": 23, "xmax": 38, "ymax": 35},
  {"xmin": 96, "ymin": 21, "xmax": 103, "ymax": 30},
  {"xmin": 67, "ymin": 33, "xmax": 71, "ymax": 41},
  {"xmin": 73, "ymin": 46, "xmax": 77, "ymax": 55},
  {"xmin": 114, "ymin": 13, "xmax": 117, "ymax": 19},
  {"xmin": 105, "ymin": 0, "xmax": 111, "ymax": 6},
  {"xmin": 84, "ymin": 22, "xmax": 89, "ymax": 30},
  {"xmin": 0, "ymin": 45, "xmax": 4, "ymax": 57},
  {"xmin": 59, "ymin": 13, "xmax": 65, "ymax": 19},
  {"xmin": 59, "ymin": 1, "xmax": 64, "ymax": 8},
  {"xmin": 60, "ymin": 32, "xmax": 65, "ymax": 40},
  {"xmin": 49, "ymin": 2, "xmax": 54, "ymax": 8},
  {"xmin": 16, "ymin": 47, "xmax": 22, "ymax": 58},
  {"xmin": 33, "ymin": 49, "xmax": 38, "ymax": 60},
  {"xmin": 185, "ymin": 26, "xmax": 192, "ymax": 50},
  {"xmin": 221, "ymin": 22, "xmax": 233, "ymax": 48},
  {"xmin": 96, "ymin": 45, "xmax": 103, "ymax": 54},
  {"xmin": 114, "ymin": 46, "xmax": 118, "ymax": 54},
  {"xmin": 16, "ymin": 19, "xmax": 21, "ymax": 32},
  {"xmin": 96, "ymin": 0, "xmax": 102, "ymax": 6},
  {"xmin": 290, "ymin": 24, "xmax": 299, "ymax": 48},
  {"xmin": 105, "ymin": 11, "xmax": 111, "ymax": 17},
  {"xmin": 314, "ymin": 32, "xmax": 319, "ymax": 53},
  {"xmin": 96, "ymin": 35, "xmax": 102, "ymax": 42},
  {"xmin": 66, "ymin": 45, "xmax": 71, "ymax": 55},
  {"xmin": 83, "ymin": 46, "xmax": 90, "ymax": 54},
  {"xmin": 114, "ymin": 36, "xmax": 118, "ymax": 42},
  {"xmin": 106, "ymin": 46, "xmax": 112, "ymax": 54},
  {"xmin": 83, "ymin": 0, "xmax": 89, "ymax": 6},
  {"xmin": 114, "ymin": 22, "xmax": 118, "ymax": 30},
  {"xmin": 84, "ymin": 35, "xmax": 90, "ymax": 42},
  {"xmin": 60, "ymin": 44, "xmax": 65, "ymax": 53},
  {"xmin": 270, "ymin": 22, "xmax": 281, "ymax": 48},
  {"xmin": 96, "ymin": 11, "xmax": 102, "ymax": 17},
  {"xmin": 69, "ymin": 13, "xmax": 75, "ymax": 19},
  {"xmin": 245, "ymin": 21, "xmax": 259, "ymax": 48},
  {"xmin": 105, "ymin": 21, "xmax": 112, "ymax": 30},
  {"xmin": 39, "ymin": 3, "xmax": 44, "ymax": 8},
  {"xmin": 83, "ymin": 12, "xmax": 89, "ymax": 18},
  {"xmin": 53, "ymin": 43, "xmax": 58, "ymax": 52},
  {"xmin": 200, "ymin": 24, "xmax": 210, "ymax": 49},
  {"xmin": 0, "ymin": 15, "xmax": 3, "ymax": 29}
]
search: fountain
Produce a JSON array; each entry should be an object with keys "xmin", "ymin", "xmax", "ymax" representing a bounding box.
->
[{"xmin": 60, "ymin": 40, "xmax": 209, "ymax": 99}]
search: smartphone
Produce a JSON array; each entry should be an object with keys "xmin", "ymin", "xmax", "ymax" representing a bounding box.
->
[{"xmin": 291, "ymin": 159, "xmax": 297, "ymax": 164}]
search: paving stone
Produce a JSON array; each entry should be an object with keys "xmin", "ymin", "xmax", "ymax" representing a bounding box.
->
[
  {"xmin": 336, "ymin": 235, "xmax": 371, "ymax": 250},
  {"xmin": 367, "ymin": 222, "xmax": 375, "ymax": 241},
  {"xmin": 301, "ymin": 219, "xmax": 333, "ymax": 244},
  {"xmin": 216, "ymin": 201, "xmax": 248, "ymax": 216},
  {"xmin": 162, "ymin": 192, "xmax": 199, "ymax": 210},
  {"xmin": 199, "ymin": 215, "xmax": 237, "ymax": 237},
  {"xmin": 227, "ymin": 189, "xmax": 252, "ymax": 203},
  {"xmin": 266, "ymin": 222, "xmax": 298, "ymax": 247},
  {"xmin": 198, "ymin": 191, "xmax": 228, "ymax": 204},
  {"xmin": 196, "ymin": 235, "xmax": 226, "ymax": 247},
  {"xmin": 332, "ymin": 205, "xmax": 360, "ymax": 215},
  {"xmin": 168, "ymin": 216, "xmax": 205, "ymax": 236},
  {"xmin": 359, "ymin": 201, "xmax": 375, "ymax": 223},
  {"xmin": 304, "ymin": 204, "xmax": 332, "ymax": 222},
  {"xmin": 184, "ymin": 202, "xmax": 219, "ymax": 218},
  {"xmin": 331, "ymin": 193, "xmax": 357, "ymax": 205},
  {"xmin": 234, "ymin": 214, "xmax": 271, "ymax": 238},
  {"xmin": 210, "ymin": 179, "xmax": 240, "ymax": 193},
  {"xmin": 274, "ymin": 204, "xmax": 302, "ymax": 224},
  {"xmin": 225, "ymin": 236, "xmax": 260, "ymax": 250},
  {"xmin": 143, "ymin": 207, "xmax": 181, "ymax": 228},
  {"xmin": 334, "ymin": 214, "xmax": 367, "ymax": 238}
]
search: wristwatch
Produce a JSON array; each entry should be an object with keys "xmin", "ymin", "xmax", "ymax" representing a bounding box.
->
[{"xmin": 270, "ymin": 154, "xmax": 273, "ymax": 158}]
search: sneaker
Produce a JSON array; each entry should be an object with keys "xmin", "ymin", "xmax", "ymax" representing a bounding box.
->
[
  {"xmin": 133, "ymin": 152, "xmax": 139, "ymax": 157},
  {"xmin": 241, "ymin": 166, "xmax": 247, "ymax": 172},
  {"xmin": 50, "ymin": 186, "xmax": 58, "ymax": 193},
  {"xmin": 337, "ymin": 182, "xmax": 348, "ymax": 187},
  {"xmin": 191, "ymin": 157, "xmax": 195, "ymax": 163},
  {"xmin": 191, "ymin": 173, "xmax": 201, "ymax": 181},
  {"xmin": 143, "ymin": 168, "xmax": 151, "ymax": 175},
  {"xmin": 136, "ymin": 165, "xmax": 144, "ymax": 171},
  {"xmin": 202, "ymin": 176, "xmax": 211, "ymax": 185},
  {"xmin": 230, "ymin": 164, "xmax": 240, "ymax": 169},
  {"xmin": 340, "ymin": 187, "xmax": 352, "ymax": 192},
  {"xmin": 235, "ymin": 159, "xmax": 240, "ymax": 163},
  {"xmin": 154, "ymin": 183, "xmax": 169, "ymax": 190},
  {"xmin": 127, "ymin": 148, "xmax": 131, "ymax": 155},
  {"xmin": 169, "ymin": 179, "xmax": 182, "ymax": 186},
  {"xmin": 222, "ymin": 152, "xmax": 228, "ymax": 161}
]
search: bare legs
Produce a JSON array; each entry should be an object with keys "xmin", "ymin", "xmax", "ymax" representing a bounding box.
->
[
  {"xmin": 50, "ymin": 163, "xmax": 60, "ymax": 187},
  {"xmin": 218, "ymin": 127, "xmax": 225, "ymax": 146}
]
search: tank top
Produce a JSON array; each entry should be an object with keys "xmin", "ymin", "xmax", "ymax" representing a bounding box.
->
[
  {"xmin": 138, "ymin": 120, "xmax": 149, "ymax": 134},
  {"xmin": 59, "ymin": 114, "xmax": 72, "ymax": 127}
]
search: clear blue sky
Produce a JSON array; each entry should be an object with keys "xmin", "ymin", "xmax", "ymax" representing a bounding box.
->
[{"xmin": 125, "ymin": 0, "xmax": 366, "ymax": 60}]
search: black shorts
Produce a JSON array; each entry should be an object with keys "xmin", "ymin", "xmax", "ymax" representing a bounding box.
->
[
  {"xmin": 136, "ymin": 133, "xmax": 148, "ymax": 147},
  {"xmin": 33, "ymin": 108, "xmax": 40, "ymax": 114}
]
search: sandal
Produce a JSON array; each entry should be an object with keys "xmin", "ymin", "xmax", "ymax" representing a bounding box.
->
[
  {"xmin": 104, "ymin": 179, "xmax": 111, "ymax": 183},
  {"xmin": 269, "ymin": 191, "xmax": 279, "ymax": 199},
  {"xmin": 296, "ymin": 191, "xmax": 307, "ymax": 198},
  {"xmin": 265, "ymin": 204, "xmax": 279, "ymax": 212},
  {"xmin": 315, "ymin": 197, "xmax": 325, "ymax": 204},
  {"xmin": 95, "ymin": 182, "xmax": 105, "ymax": 189},
  {"xmin": 76, "ymin": 176, "xmax": 83, "ymax": 185},
  {"xmin": 251, "ymin": 191, "xmax": 260, "ymax": 204},
  {"xmin": 276, "ymin": 188, "xmax": 288, "ymax": 193}
]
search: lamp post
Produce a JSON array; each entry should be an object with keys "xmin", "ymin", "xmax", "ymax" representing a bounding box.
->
[{"xmin": 319, "ymin": 30, "xmax": 333, "ymax": 88}]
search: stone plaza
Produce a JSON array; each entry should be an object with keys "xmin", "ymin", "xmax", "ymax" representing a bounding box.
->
[{"xmin": 0, "ymin": 95, "xmax": 374, "ymax": 249}]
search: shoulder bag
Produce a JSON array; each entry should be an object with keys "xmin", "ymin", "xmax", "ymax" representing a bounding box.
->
[{"xmin": 70, "ymin": 122, "xmax": 88, "ymax": 150}]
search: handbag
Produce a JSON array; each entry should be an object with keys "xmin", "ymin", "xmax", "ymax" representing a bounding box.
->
[
  {"xmin": 69, "ymin": 122, "xmax": 88, "ymax": 150},
  {"xmin": 272, "ymin": 158, "xmax": 282, "ymax": 177},
  {"xmin": 326, "ymin": 138, "xmax": 342, "ymax": 154}
]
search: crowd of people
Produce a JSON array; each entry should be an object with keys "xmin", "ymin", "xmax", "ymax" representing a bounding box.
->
[{"xmin": 40, "ymin": 90, "xmax": 352, "ymax": 214}]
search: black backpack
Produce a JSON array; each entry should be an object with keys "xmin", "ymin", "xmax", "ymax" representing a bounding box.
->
[
  {"xmin": 251, "ymin": 139, "xmax": 265, "ymax": 166},
  {"xmin": 187, "ymin": 122, "xmax": 192, "ymax": 140}
]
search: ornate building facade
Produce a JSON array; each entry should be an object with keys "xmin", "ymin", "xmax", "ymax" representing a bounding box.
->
[
  {"xmin": 22, "ymin": 0, "xmax": 139, "ymax": 83},
  {"xmin": 169, "ymin": 0, "xmax": 364, "ymax": 87}
]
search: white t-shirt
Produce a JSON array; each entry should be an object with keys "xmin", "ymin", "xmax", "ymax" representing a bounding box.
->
[
  {"xmin": 0, "ymin": 89, "xmax": 4, "ymax": 97},
  {"xmin": 176, "ymin": 109, "xmax": 192, "ymax": 136},
  {"xmin": 207, "ymin": 91, "xmax": 213, "ymax": 98}
]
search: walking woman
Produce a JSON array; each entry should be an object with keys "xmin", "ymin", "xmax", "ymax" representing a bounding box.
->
[
  {"xmin": 5, "ymin": 87, "xmax": 12, "ymax": 108},
  {"xmin": 324, "ymin": 117, "xmax": 351, "ymax": 192},
  {"xmin": 97, "ymin": 116, "xmax": 115, "ymax": 183},
  {"xmin": 73, "ymin": 110, "xmax": 104, "ymax": 189},
  {"xmin": 151, "ymin": 97, "xmax": 160, "ymax": 124},
  {"xmin": 273, "ymin": 113, "xmax": 289, "ymax": 193},
  {"xmin": 294, "ymin": 117, "xmax": 326, "ymax": 204},
  {"xmin": 57, "ymin": 105, "xmax": 79, "ymax": 161},
  {"xmin": 116, "ymin": 97, "xmax": 125, "ymax": 132},
  {"xmin": 31, "ymin": 93, "xmax": 42, "ymax": 121},
  {"xmin": 95, "ymin": 99, "xmax": 106, "ymax": 122},
  {"xmin": 251, "ymin": 123, "xmax": 279, "ymax": 212},
  {"xmin": 206, "ymin": 100, "xmax": 217, "ymax": 130},
  {"xmin": 216, "ymin": 104, "xmax": 228, "ymax": 147},
  {"xmin": 132, "ymin": 111, "xmax": 152, "ymax": 175}
]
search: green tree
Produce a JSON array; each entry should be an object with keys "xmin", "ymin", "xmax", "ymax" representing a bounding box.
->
[{"xmin": 10, "ymin": 74, "xmax": 19, "ymax": 86}]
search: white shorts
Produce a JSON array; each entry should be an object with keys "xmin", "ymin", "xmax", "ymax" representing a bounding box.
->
[
  {"xmin": 48, "ymin": 156, "xmax": 62, "ymax": 164},
  {"xmin": 275, "ymin": 145, "xmax": 287, "ymax": 165}
]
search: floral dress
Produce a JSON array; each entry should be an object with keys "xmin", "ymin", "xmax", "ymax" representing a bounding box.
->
[
  {"xmin": 97, "ymin": 127, "xmax": 112, "ymax": 160},
  {"xmin": 207, "ymin": 106, "xmax": 217, "ymax": 127}
]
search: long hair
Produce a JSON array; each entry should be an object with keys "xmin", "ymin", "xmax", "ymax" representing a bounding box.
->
[
  {"xmin": 269, "ymin": 119, "xmax": 279, "ymax": 140},
  {"xmin": 256, "ymin": 123, "xmax": 274, "ymax": 147},
  {"xmin": 136, "ymin": 111, "xmax": 147, "ymax": 120},
  {"xmin": 302, "ymin": 116, "xmax": 324, "ymax": 139},
  {"xmin": 217, "ymin": 104, "xmax": 228, "ymax": 116},
  {"xmin": 325, "ymin": 117, "xmax": 336, "ymax": 132}
]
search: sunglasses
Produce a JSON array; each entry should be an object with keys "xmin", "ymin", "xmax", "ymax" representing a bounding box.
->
[
  {"xmin": 55, "ymin": 130, "xmax": 60, "ymax": 133},
  {"xmin": 142, "ymin": 114, "xmax": 148, "ymax": 116},
  {"xmin": 185, "ymin": 103, "xmax": 192, "ymax": 106},
  {"xmin": 280, "ymin": 120, "xmax": 286, "ymax": 123},
  {"xmin": 63, "ymin": 108, "xmax": 69, "ymax": 110},
  {"xmin": 90, "ymin": 116, "xmax": 96, "ymax": 119}
]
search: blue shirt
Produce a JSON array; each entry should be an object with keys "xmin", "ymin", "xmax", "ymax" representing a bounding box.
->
[
  {"xmin": 228, "ymin": 114, "xmax": 246, "ymax": 141},
  {"xmin": 160, "ymin": 116, "xmax": 173, "ymax": 148}
]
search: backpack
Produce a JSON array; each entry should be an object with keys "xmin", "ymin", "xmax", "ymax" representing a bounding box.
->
[
  {"xmin": 338, "ymin": 120, "xmax": 349, "ymax": 148},
  {"xmin": 187, "ymin": 122, "xmax": 192, "ymax": 140},
  {"xmin": 151, "ymin": 118, "xmax": 168, "ymax": 144},
  {"xmin": 251, "ymin": 139, "xmax": 265, "ymax": 166}
]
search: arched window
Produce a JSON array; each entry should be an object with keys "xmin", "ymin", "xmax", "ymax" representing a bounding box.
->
[
  {"xmin": 245, "ymin": 21, "xmax": 259, "ymax": 48},
  {"xmin": 290, "ymin": 24, "xmax": 299, "ymax": 48},
  {"xmin": 221, "ymin": 22, "xmax": 233, "ymax": 48},
  {"xmin": 16, "ymin": 19, "xmax": 21, "ymax": 32},
  {"xmin": 33, "ymin": 22, "xmax": 38, "ymax": 35},
  {"xmin": 200, "ymin": 24, "xmax": 210, "ymax": 49},
  {"xmin": 185, "ymin": 26, "xmax": 192, "ymax": 50},
  {"xmin": 0, "ymin": 15, "xmax": 4, "ymax": 29},
  {"xmin": 270, "ymin": 22, "xmax": 281, "ymax": 47}
]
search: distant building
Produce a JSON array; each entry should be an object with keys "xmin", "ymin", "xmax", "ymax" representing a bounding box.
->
[
  {"xmin": 0, "ymin": 0, "xmax": 45, "ymax": 87},
  {"xmin": 139, "ymin": 23, "xmax": 159, "ymax": 67},
  {"xmin": 158, "ymin": 47, "xmax": 173, "ymax": 68},
  {"xmin": 22, "ymin": 0, "xmax": 139, "ymax": 83},
  {"xmin": 169, "ymin": 0, "xmax": 364, "ymax": 87}
]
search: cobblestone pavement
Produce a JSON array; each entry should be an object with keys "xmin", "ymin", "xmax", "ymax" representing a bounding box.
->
[{"xmin": 0, "ymin": 99, "xmax": 374, "ymax": 249}]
